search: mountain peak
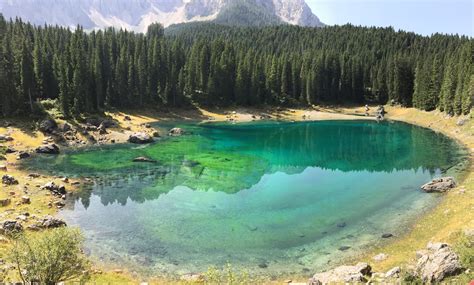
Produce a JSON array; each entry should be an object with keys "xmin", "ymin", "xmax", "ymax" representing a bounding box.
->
[{"xmin": 0, "ymin": 0, "xmax": 324, "ymax": 32}]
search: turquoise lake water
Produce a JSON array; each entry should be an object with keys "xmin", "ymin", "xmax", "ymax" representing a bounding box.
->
[{"xmin": 23, "ymin": 120, "xmax": 468, "ymax": 278}]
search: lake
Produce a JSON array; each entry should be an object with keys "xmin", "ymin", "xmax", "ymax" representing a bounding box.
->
[{"xmin": 22, "ymin": 120, "xmax": 468, "ymax": 278}]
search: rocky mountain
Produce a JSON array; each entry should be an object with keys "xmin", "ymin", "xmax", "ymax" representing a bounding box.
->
[{"xmin": 0, "ymin": 0, "xmax": 324, "ymax": 32}]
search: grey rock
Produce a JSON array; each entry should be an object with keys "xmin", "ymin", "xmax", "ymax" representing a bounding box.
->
[
  {"xmin": 169, "ymin": 128, "xmax": 184, "ymax": 137},
  {"xmin": 128, "ymin": 133, "xmax": 154, "ymax": 144},
  {"xmin": 0, "ymin": 134, "xmax": 13, "ymax": 142},
  {"xmin": 0, "ymin": 198, "xmax": 11, "ymax": 207},
  {"xmin": 41, "ymin": 182, "xmax": 67, "ymax": 196},
  {"xmin": 382, "ymin": 233, "xmax": 394, "ymax": 238},
  {"xmin": 39, "ymin": 119, "xmax": 57, "ymax": 133},
  {"xmin": 35, "ymin": 143, "xmax": 60, "ymax": 154},
  {"xmin": 385, "ymin": 266, "xmax": 401, "ymax": 278},
  {"xmin": 17, "ymin": 151, "xmax": 30, "ymax": 160},
  {"xmin": 0, "ymin": 220, "xmax": 23, "ymax": 234},
  {"xmin": 309, "ymin": 262, "xmax": 371, "ymax": 284},
  {"xmin": 415, "ymin": 242, "xmax": 462, "ymax": 283},
  {"xmin": 421, "ymin": 177, "xmax": 456, "ymax": 193},
  {"xmin": 37, "ymin": 216, "xmax": 67, "ymax": 229},
  {"xmin": 2, "ymin": 175, "xmax": 18, "ymax": 185}
]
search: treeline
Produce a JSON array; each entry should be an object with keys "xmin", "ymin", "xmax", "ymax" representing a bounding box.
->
[{"xmin": 0, "ymin": 15, "xmax": 472, "ymax": 118}]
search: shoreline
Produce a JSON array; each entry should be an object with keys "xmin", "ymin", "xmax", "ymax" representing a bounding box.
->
[{"xmin": 0, "ymin": 106, "xmax": 472, "ymax": 283}]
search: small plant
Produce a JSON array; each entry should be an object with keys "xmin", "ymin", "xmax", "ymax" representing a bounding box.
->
[
  {"xmin": 9, "ymin": 227, "xmax": 90, "ymax": 285},
  {"xmin": 204, "ymin": 263, "xmax": 252, "ymax": 284}
]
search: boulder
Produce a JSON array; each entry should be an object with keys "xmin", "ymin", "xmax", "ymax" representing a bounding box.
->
[
  {"xmin": 169, "ymin": 128, "xmax": 184, "ymax": 137},
  {"xmin": 98, "ymin": 123, "xmax": 108, "ymax": 135},
  {"xmin": 41, "ymin": 182, "xmax": 67, "ymax": 196},
  {"xmin": 133, "ymin": 157, "xmax": 157, "ymax": 163},
  {"xmin": 17, "ymin": 151, "xmax": 30, "ymax": 160},
  {"xmin": 5, "ymin": 147, "xmax": 16, "ymax": 154},
  {"xmin": 415, "ymin": 242, "xmax": 462, "ymax": 283},
  {"xmin": 35, "ymin": 144, "xmax": 60, "ymax": 154},
  {"xmin": 0, "ymin": 165, "xmax": 6, "ymax": 171},
  {"xmin": 2, "ymin": 175, "xmax": 18, "ymax": 185},
  {"xmin": 61, "ymin": 123, "xmax": 72, "ymax": 132},
  {"xmin": 0, "ymin": 135, "xmax": 13, "ymax": 142},
  {"xmin": 421, "ymin": 177, "xmax": 456, "ymax": 193},
  {"xmin": 385, "ymin": 266, "xmax": 401, "ymax": 278},
  {"xmin": 128, "ymin": 133, "xmax": 154, "ymax": 144},
  {"xmin": 39, "ymin": 119, "xmax": 57, "ymax": 133},
  {"xmin": 0, "ymin": 198, "xmax": 11, "ymax": 207},
  {"xmin": 0, "ymin": 220, "xmax": 23, "ymax": 235},
  {"xmin": 124, "ymin": 115, "xmax": 132, "ymax": 121},
  {"xmin": 309, "ymin": 263, "xmax": 371, "ymax": 284},
  {"xmin": 37, "ymin": 216, "xmax": 67, "ymax": 229},
  {"xmin": 21, "ymin": 196, "xmax": 31, "ymax": 204}
]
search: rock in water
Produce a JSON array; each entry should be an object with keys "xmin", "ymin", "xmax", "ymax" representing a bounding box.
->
[
  {"xmin": 421, "ymin": 177, "xmax": 456, "ymax": 193},
  {"xmin": 35, "ymin": 143, "xmax": 60, "ymax": 154},
  {"xmin": 133, "ymin": 157, "xmax": 157, "ymax": 163},
  {"xmin": 415, "ymin": 242, "xmax": 462, "ymax": 282},
  {"xmin": 169, "ymin": 128, "xmax": 184, "ymax": 137},
  {"xmin": 128, "ymin": 133, "xmax": 154, "ymax": 144},
  {"xmin": 309, "ymin": 262, "xmax": 372, "ymax": 284}
]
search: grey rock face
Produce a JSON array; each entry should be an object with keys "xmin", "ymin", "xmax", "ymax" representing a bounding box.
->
[
  {"xmin": 421, "ymin": 177, "xmax": 456, "ymax": 193},
  {"xmin": 415, "ymin": 242, "xmax": 462, "ymax": 283},
  {"xmin": 0, "ymin": 0, "xmax": 323, "ymax": 32}
]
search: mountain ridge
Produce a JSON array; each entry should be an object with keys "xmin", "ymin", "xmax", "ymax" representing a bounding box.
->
[{"xmin": 0, "ymin": 0, "xmax": 324, "ymax": 32}]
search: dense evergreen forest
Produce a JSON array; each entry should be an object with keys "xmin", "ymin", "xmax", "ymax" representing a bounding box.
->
[{"xmin": 0, "ymin": 15, "xmax": 472, "ymax": 118}]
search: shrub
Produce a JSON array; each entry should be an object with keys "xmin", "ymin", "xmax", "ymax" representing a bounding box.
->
[{"xmin": 9, "ymin": 227, "xmax": 90, "ymax": 285}]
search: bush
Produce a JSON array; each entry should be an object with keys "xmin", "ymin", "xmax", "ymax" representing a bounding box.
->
[{"xmin": 9, "ymin": 227, "xmax": 90, "ymax": 285}]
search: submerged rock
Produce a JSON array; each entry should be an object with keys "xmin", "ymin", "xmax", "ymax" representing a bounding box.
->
[
  {"xmin": 382, "ymin": 233, "xmax": 394, "ymax": 238},
  {"xmin": 338, "ymin": 246, "xmax": 351, "ymax": 251},
  {"xmin": 415, "ymin": 242, "xmax": 462, "ymax": 283},
  {"xmin": 36, "ymin": 143, "xmax": 60, "ymax": 154},
  {"xmin": 309, "ymin": 262, "xmax": 371, "ymax": 284},
  {"xmin": 128, "ymin": 133, "xmax": 154, "ymax": 144},
  {"xmin": 133, "ymin": 157, "xmax": 157, "ymax": 163},
  {"xmin": 169, "ymin": 128, "xmax": 184, "ymax": 137},
  {"xmin": 372, "ymin": 253, "xmax": 388, "ymax": 262},
  {"xmin": 421, "ymin": 177, "xmax": 456, "ymax": 193},
  {"xmin": 17, "ymin": 151, "xmax": 31, "ymax": 160},
  {"xmin": 2, "ymin": 175, "xmax": 18, "ymax": 185}
]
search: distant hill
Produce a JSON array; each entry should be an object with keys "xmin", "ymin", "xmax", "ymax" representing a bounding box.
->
[{"xmin": 0, "ymin": 0, "xmax": 324, "ymax": 32}]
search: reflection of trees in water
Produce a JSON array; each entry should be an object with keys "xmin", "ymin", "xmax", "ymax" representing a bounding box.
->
[
  {"xmin": 51, "ymin": 121, "xmax": 467, "ymax": 207},
  {"xmin": 214, "ymin": 121, "xmax": 464, "ymax": 173}
]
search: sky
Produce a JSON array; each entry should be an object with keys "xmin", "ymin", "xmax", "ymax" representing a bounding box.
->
[{"xmin": 306, "ymin": 0, "xmax": 473, "ymax": 36}]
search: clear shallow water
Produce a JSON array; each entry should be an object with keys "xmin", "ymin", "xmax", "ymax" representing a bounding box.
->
[{"xmin": 23, "ymin": 120, "xmax": 468, "ymax": 278}]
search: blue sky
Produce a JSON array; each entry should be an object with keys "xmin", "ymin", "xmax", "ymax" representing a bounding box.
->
[{"xmin": 306, "ymin": 0, "xmax": 473, "ymax": 36}]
